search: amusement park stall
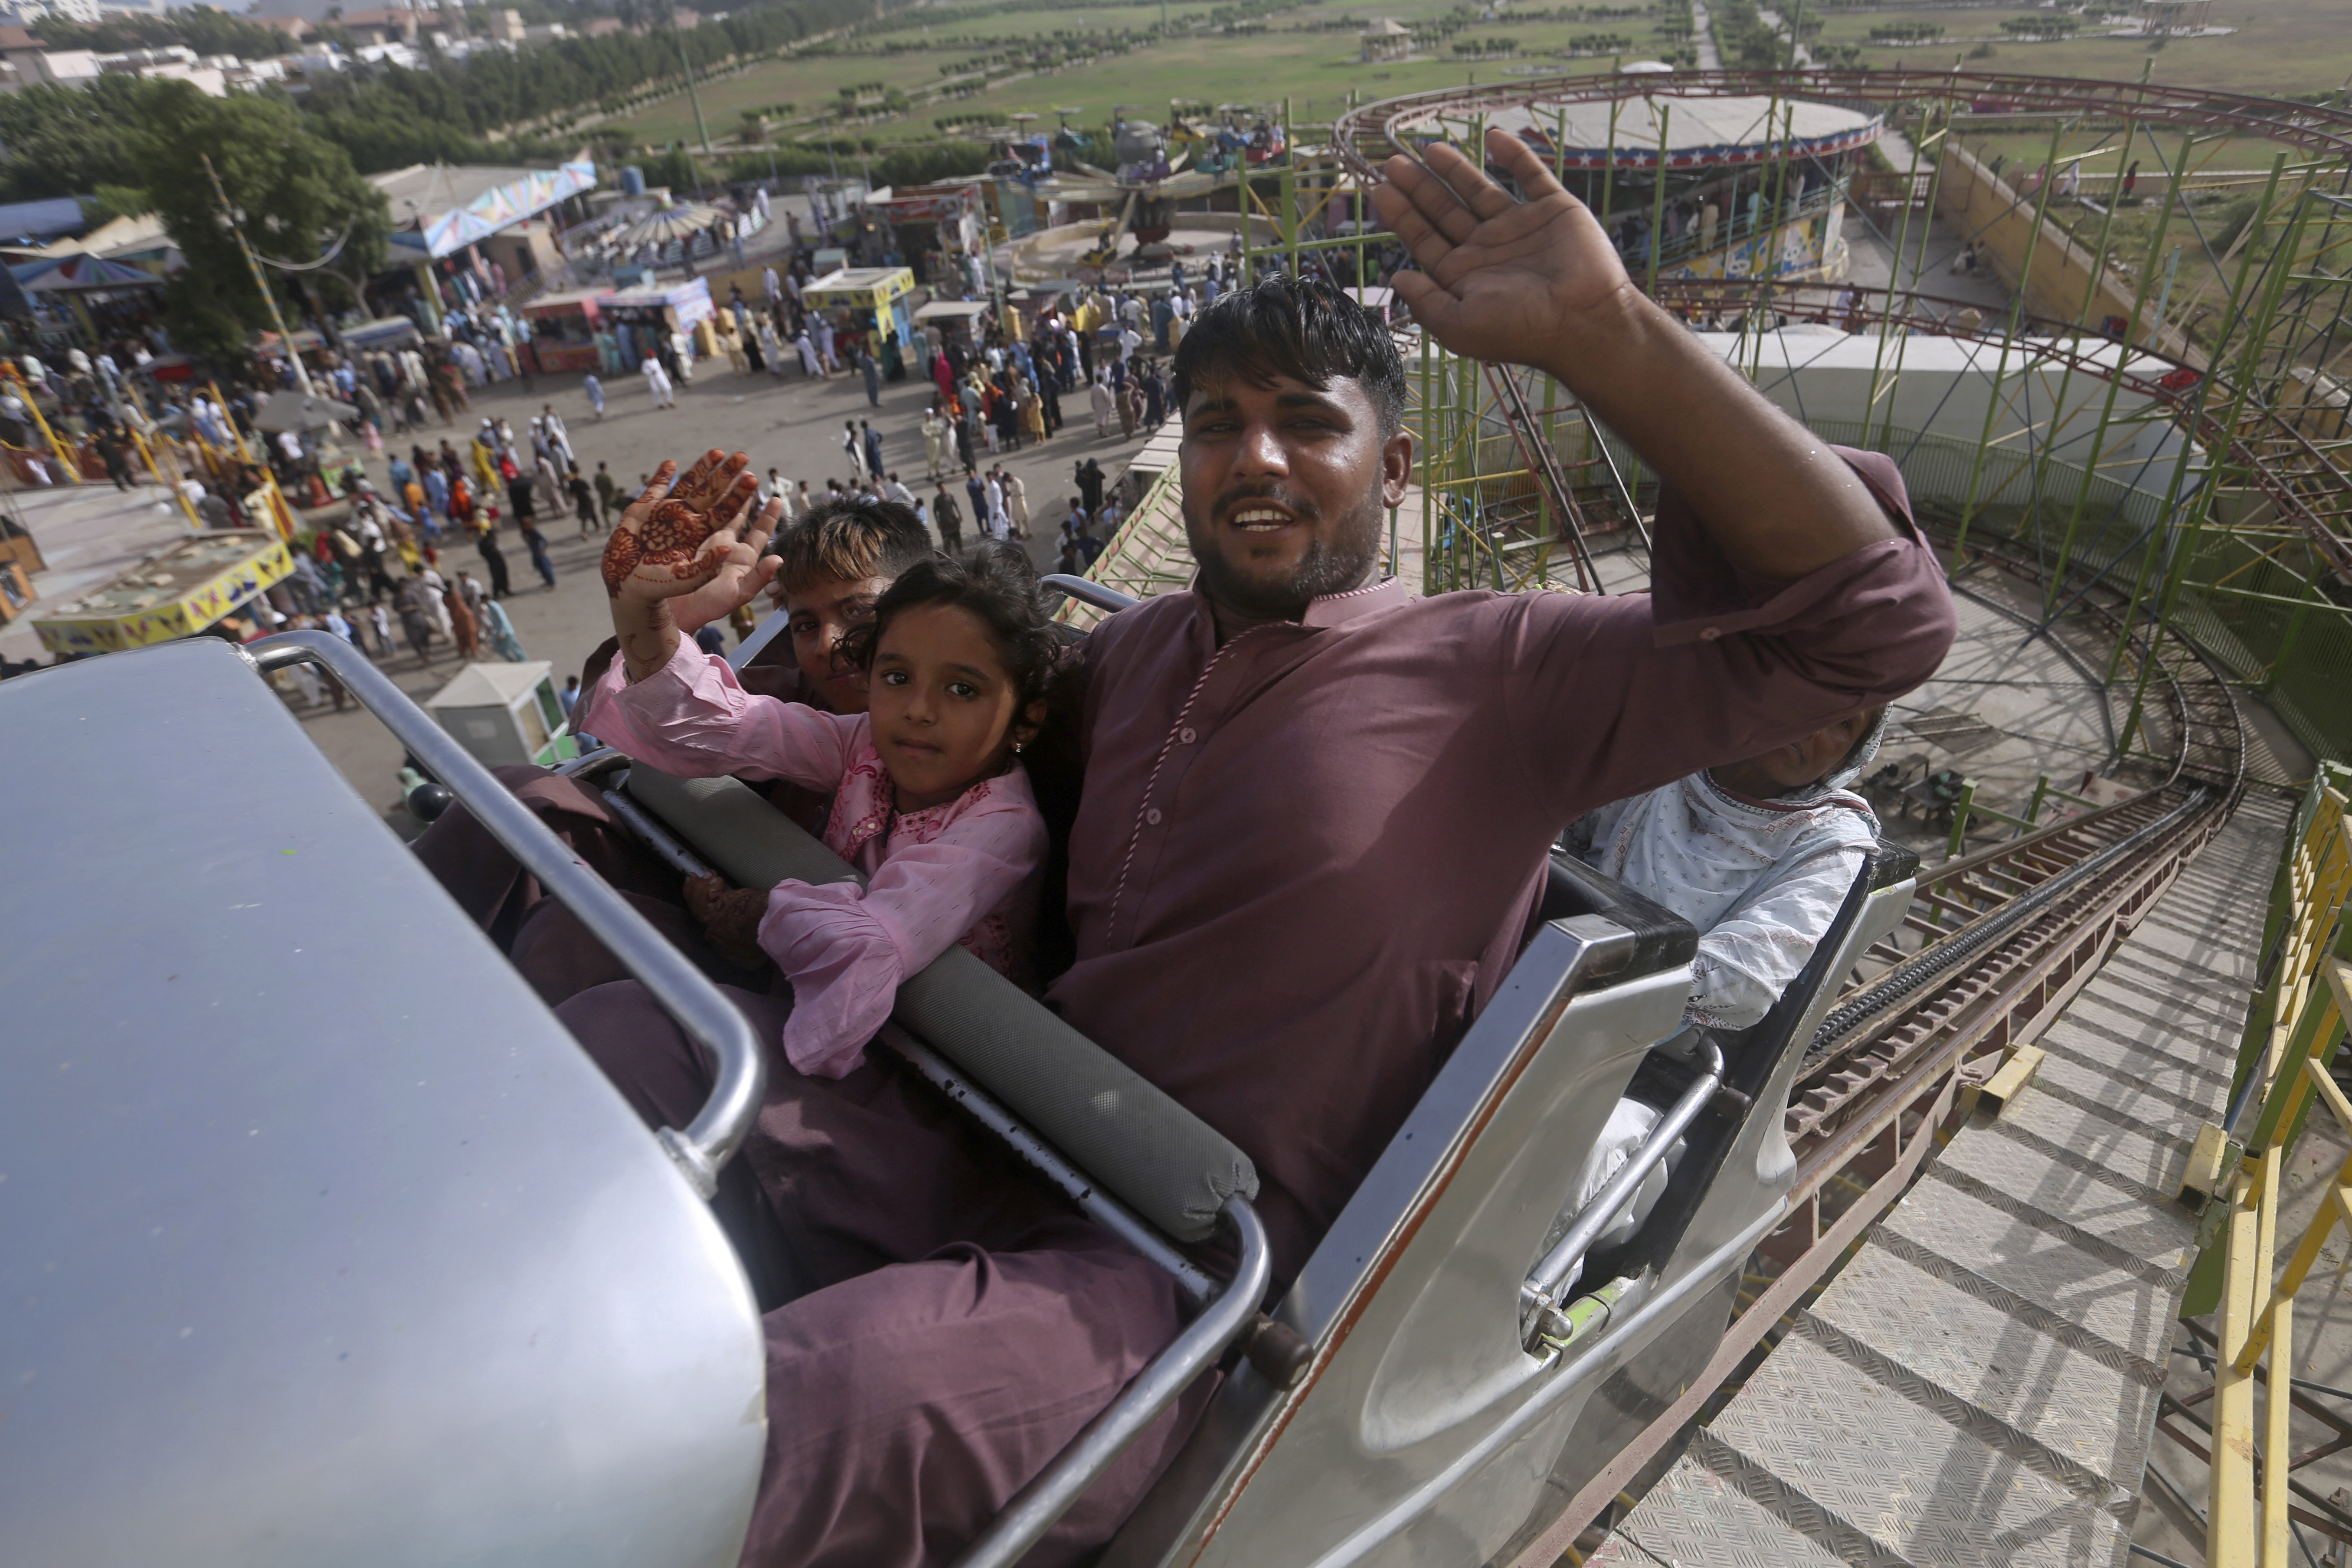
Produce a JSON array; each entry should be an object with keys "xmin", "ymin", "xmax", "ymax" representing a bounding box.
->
[
  {"xmin": 804, "ymin": 267, "xmax": 917, "ymax": 354},
  {"xmin": 863, "ymin": 183, "xmax": 984, "ymax": 288},
  {"xmin": 1495, "ymin": 93, "xmax": 1883, "ymax": 284},
  {"xmin": 595, "ymin": 278, "xmax": 713, "ymax": 357},
  {"xmin": 523, "ymin": 288, "xmax": 605, "ymax": 374},
  {"xmin": 31, "ymin": 531, "xmax": 292, "ymax": 656}
]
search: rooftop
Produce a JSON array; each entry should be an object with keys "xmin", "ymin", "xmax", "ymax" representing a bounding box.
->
[
  {"xmin": 1493, "ymin": 93, "xmax": 1880, "ymax": 167},
  {"xmin": 371, "ymin": 158, "xmax": 598, "ymax": 259}
]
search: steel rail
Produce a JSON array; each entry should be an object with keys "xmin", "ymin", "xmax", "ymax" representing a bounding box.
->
[{"xmin": 1786, "ymin": 511, "xmax": 2242, "ymax": 1139}]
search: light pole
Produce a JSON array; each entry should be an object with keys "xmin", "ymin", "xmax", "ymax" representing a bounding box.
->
[
  {"xmin": 203, "ymin": 153, "xmax": 315, "ymax": 398},
  {"xmin": 673, "ymin": 15, "xmax": 712, "ymax": 154}
]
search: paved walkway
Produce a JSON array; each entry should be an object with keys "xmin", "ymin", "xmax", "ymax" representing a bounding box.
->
[
  {"xmin": 1593, "ymin": 789, "xmax": 2291, "ymax": 1568},
  {"xmin": 1688, "ymin": 0, "xmax": 1724, "ymax": 69}
]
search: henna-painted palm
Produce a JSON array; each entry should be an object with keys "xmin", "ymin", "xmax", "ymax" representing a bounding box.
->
[{"xmin": 600, "ymin": 450, "xmax": 765, "ymax": 602}]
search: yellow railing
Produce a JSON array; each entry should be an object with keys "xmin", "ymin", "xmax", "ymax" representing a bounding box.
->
[{"xmin": 2205, "ymin": 764, "xmax": 2352, "ymax": 1564}]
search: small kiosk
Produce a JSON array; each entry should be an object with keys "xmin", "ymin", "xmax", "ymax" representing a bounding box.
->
[
  {"xmin": 595, "ymin": 278, "xmax": 714, "ymax": 374},
  {"xmin": 913, "ymin": 298, "xmax": 990, "ymax": 351},
  {"xmin": 425, "ymin": 660, "xmax": 578, "ymax": 769},
  {"xmin": 803, "ymin": 267, "xmax": 917, "ymax": 353},
  {"xmin": 522, "ymin": 288, "xmax": 605, "ymax": 374}
]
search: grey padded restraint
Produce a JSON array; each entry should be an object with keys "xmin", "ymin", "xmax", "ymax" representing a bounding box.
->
[{"xmin": 625, "ymin": 768, "xmax": 1260, "ymax": 1241}]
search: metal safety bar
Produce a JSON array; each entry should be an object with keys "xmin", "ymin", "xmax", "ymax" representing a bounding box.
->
[
  {"xmin": 239, "ymin": 630, "xmax": 769, "ymax": 1201},
  {"xmin": 1521, "ymin": 1038, "xmax": 1727, "ymax": 1348},
  {"xmin": 949, "ymin": 1195, "xmax": 1274, "ymax": 1568},
  {"xmin": 1042, "ymin": 573, "xmax": 1141, "ymax": 614},
  {"xmin": 879, "ymin": 1021, "xmax": 1220, "ymax": 1309}
]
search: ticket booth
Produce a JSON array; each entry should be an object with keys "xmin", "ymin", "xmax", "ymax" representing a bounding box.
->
[{"xmin": 426, "ymin": 660, "xmax": 578, "ymax": 769}]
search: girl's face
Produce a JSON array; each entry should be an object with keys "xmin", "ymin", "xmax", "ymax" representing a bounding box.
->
[{"xmin": 867, "ymin": 602, "xmax": 1034, "ymax": 811}]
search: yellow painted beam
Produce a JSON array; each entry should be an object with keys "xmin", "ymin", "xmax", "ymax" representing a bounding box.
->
[
  {"xmin": 2182, "ymin": 1122, "xmax": 2234, "ymax": 1205},
  {"xmin": 1979, "ymin": 1046, "xmax": 2045, "ymax": 1118},
  {"xmin": 2211, "ymin": 1162, "xmax": 2264, "ymax": 1564},
  {"xmin": 2263, "ymin": 1299, "xmax": 2293, "ymax": 1566}
]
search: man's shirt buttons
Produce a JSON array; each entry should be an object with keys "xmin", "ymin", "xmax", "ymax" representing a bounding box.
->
[
  {"xmin": 1145, "ymin": 808, "xmax": 1163, "ymax": 825},
  {"xmin": 1178, "ymin": 727, "xmax": 1197, "ymax": 744}
]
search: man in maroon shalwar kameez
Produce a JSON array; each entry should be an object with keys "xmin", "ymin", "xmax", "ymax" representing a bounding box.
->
[{"xmin": 556, "ymin": 132, "xmax": 1959, "ymax": 1567}]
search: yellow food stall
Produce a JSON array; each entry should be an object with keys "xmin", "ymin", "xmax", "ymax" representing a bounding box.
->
[{"xmin": 803, "ymin": 267, "xmax": 918, "ymax": 353}]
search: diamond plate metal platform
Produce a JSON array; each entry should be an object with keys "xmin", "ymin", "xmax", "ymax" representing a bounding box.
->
[{"xmin": 1590, "ymin": 791, "xmax": 2292, "ymax": 1566}]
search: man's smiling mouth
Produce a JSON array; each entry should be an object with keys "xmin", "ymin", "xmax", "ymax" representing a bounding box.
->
[{"xmin": 1231, "ymin": 506, "xmax": 1295, "ymax": 532}]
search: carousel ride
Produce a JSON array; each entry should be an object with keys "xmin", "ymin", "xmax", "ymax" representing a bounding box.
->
[{"xmin": 1027, "ymin": 105, "xmax": 1287, "ymax": 272}]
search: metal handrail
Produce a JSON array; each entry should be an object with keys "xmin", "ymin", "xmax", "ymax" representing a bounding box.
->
[
  {"xmin": 240, "ymin": 630, "xmax": 768, "ymax": 1200},
  {"xmin": 1042, "ymin": 572, "xmax": 1141, "ymax": 614},
  {"xmin": 1521, "ymin": 1038, "xmax": 1726, "ymax": 1347},
  {"xmin": 949, "ymin": 1196, "xmax": 1274, "ymax": 1568}
]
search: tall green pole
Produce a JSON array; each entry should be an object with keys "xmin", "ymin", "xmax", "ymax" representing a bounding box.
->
[
  {"xmin": 1946, "ymin": 117, "xmax": 2072, "ymax": 570},
  {"xmin": 203, "ymin": 153, "xmax": 314, "ymax": 399},
  {"xmin": 1645, "ymin": 103, "xmax": 1670, "ymax": 295},
  {"xmin": 1599, "ymin": 99, "xmax": 1619, "ymax": 233},
  {"xmin": 1864, "ymin": 95, "xmax": 1933, "ymax": 445},
  {"xmin": 676, "ymin": 19, "xmax": 712, "ymax": 154},
  {"xmin": 2025, "ymin": 118, "xmax": 2133, "ymax": 600},
  {"xmin": 2117, "ymin": 181, "xmax": 2315, "ymax": 746},
  {"xmin": 1875, "ymin": 70, "xmax": 1962, "ymax": 451},
  {"xmin": 2046, "ymin": 133, "xmax": 2196, "ymax": 601}
]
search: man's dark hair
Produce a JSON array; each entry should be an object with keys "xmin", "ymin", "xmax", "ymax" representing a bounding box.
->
[
  {"xmin": 1169, "ymin": 273, "xmax": 1407, "ymax": 435},
  {"xmin": 770, "ymin": 498, "xmax": 932, "ymax": 593}
]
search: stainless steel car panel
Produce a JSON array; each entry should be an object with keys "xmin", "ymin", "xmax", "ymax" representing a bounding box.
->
[
  {"xmin": 0, "ymin": 640, "xmax": 766, "ymax": 1568},
  {"xmin": 1491, "ymin": 871, "xmax": 1917, "ymax": 1552},
  {"xmin": 1102, "ymin": 917, "xmax": 1691, "ymax": 1568}
]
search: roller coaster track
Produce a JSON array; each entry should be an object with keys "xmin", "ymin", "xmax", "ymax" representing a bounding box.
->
[
  {"xmin": 1331, "ymin": 66, "xmax": 2352, "ymax": 172},
  {"xmin": 1786, "ymin": 514, "xmax": 2245, "ymax": 1169}
]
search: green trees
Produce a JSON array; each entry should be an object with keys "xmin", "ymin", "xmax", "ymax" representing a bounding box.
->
[
  {"xmin": 28, "ymin": 7, "xmax": 294, "ymax": 61},
  {"xmin": 129, "ymin": 87, "xmax": 390, "ymax": 361}
]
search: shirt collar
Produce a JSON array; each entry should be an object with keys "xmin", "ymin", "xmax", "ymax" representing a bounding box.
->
[
  {"xmin": 1303, "ymin": 575, "xmax": 1410, "ymax": 629},
  {"xmin": 1183, "ymin": 575, "xmax": 1410, "ymax": 637}
]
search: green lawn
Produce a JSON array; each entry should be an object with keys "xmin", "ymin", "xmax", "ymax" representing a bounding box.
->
[
  {"xmin": 609, "ymin": 0, "xmax": 1675, "ymax": 148},
  {"xmin": 1815, "ymin": 0, "xmax": 2352, "ymax": 97},
  {"xmin": 608, "ymin": 0, "xmax": 2352, "ymax": 154}
]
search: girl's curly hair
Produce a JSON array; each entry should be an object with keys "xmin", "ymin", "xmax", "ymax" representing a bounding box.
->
[{"xmin": 840, "ymin": 540, "xmax": 1066, "ymax": 713}]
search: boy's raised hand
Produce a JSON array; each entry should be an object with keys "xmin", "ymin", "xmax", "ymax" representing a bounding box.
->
[
  {"xmin": 601, "ymin": 452, "xmax": 768, "ymax": 604},
  {"xmin": 1372, "ymin": 129, "xmax": 1634, "ymax": 376}
]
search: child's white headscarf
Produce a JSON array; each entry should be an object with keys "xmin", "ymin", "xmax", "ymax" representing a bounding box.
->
[{"xmin": 1573, "ymin": 713, "xmax": 1887, "ymax": 1029}]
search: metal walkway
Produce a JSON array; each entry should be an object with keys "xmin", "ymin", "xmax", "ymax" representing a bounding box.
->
[{"xmin": 1592, "ymin": 789, "xmax": 2293, "ymax": 1568}]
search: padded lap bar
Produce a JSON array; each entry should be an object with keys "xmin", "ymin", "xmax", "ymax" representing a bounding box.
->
[{"xmin": 625, "ymin": 768, "xmax": 1259, "ymax": 1242}]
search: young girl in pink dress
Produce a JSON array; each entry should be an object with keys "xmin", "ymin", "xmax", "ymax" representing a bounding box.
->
[{"xmin": 583, "ymin": 523, "xmax": 1058, "ymax": 1079}]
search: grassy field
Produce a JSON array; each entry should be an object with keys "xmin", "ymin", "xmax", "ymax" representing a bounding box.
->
[
  {"xmin": 606, "ymin": 0, "xmax": 2352, "ymax": 152},
  {"xmin": 610, "ymin": 0, "xmax": 1663, "ymax": 147},
  {"xmin": 1813, "ymin": 0, "xmax": 2352, "ymax": 97}
]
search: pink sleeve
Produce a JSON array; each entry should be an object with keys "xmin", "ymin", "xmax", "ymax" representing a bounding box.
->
[
  {"xmin": 755, "ymin": 792, "xmax": 1048, "ymax": 1078},
  {"xmin": 578, "ymin": 637, "xmax": 863, "ymax": 794}
]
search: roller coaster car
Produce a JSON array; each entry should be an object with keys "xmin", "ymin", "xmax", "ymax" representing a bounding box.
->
[{"xmin": 0, "ymin": 631, "xmax": 1916, "ymax": 1568}]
